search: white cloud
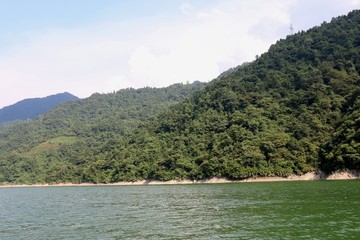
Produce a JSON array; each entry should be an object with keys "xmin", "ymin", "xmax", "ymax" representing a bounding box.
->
[
  {"xmin": 179, "ymin": 2, "xmax": 193, "ymax": 15},
  {"xmin": 0, "ymin": 23, "xmax": 137, "ymax": 105},
  {"xmin": 106, "ymin": 75, "xmax": 132, "ymax": 92},
  {"xmin": 289, "ymin": 0, "xmax": 360, "ymax": 31},
  {"xmin": 128, "ymin": 44, "xmax": 220, "ymax": 87},
  {"xmin": 127, "ymin": 0, "xmax": 294, "ymax": 88},
  {"xmin": 0, "ymin": 0, "xmax": 295, "ymax": 107},
  {"xmin": 1, "ymin": 0, "xmax": 359, "ymax": 107},
  {"xmin": 197, "ymin": 8, "xmax": 222, "ymax": 19}
]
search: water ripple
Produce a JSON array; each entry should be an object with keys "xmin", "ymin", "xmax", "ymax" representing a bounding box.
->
[{"xmin": 0, "ymin": 181, "xmax": 359, "ymax": 239}]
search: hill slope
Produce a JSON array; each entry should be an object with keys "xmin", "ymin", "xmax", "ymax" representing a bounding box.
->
[
  {"xmin": 0, "ymin": 92, "xmax": 79, "ymax": 122},
  {"xmin": 0, "ymin": 10, "xmax": 359, "ymax": 184},
  {"xmin": 0, "ymin": 82, "xmax": 206, "ymax": 183},
  {"xmin": 108, "ymin": 10, "xmax": 360, "ymax": 181}
]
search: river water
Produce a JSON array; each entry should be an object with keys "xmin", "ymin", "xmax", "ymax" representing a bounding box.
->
[{"xmin": 0, "ymin": 180, "xmax": 359, "ymax": 239}]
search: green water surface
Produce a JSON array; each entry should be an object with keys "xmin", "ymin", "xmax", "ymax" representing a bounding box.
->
[{"xmin": 0, "ymin": 180, "xmax": 359, "ymax": 239}]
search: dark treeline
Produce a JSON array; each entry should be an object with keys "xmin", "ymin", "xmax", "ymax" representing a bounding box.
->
[{"xmin": 0, "ymin": 10, "xmax": 359, "ymax": 184}]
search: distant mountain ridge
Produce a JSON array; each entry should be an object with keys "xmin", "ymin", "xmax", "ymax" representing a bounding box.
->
[{"xmin": 0, "ymin": 92, "xmax": 79, "ymax": 122}]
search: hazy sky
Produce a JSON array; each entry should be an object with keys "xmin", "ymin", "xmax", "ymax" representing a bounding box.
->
[{"xmin": 1, "ymin": 0, "xmax": 359, "ymax": 108}]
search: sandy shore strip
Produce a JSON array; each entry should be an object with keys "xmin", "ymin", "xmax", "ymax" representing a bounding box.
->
[{"xmin": 1, "ymin": 170, "xmax": 359, "ymax": 188}]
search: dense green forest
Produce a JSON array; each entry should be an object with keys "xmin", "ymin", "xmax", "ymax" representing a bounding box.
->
[
  {"xmin": 0, "ymin": 10, "xmax": 359, "ymax": 184},
  {"xmin": 0, "ymin": 83, "xmax": 205, "ymax": 183}
]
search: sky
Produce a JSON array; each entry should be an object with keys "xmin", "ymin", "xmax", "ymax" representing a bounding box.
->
[{"xmin": 0, "ymin": 0, "xmax": 360, "ymax": 108}]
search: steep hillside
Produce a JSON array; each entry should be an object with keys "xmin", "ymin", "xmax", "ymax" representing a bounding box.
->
[
  {"xmin": 1, "ymin": 10, "xmax": 359, "ymax": 184},
  {"xmin": 108, "ymin": 10, "xmax": 360, "ymax": 181},
  {"xmin": 0, "ymin": 92, "xmax": 79, "ymax": 122}
]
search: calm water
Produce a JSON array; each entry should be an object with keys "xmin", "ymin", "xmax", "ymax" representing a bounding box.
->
[{"xmin": 0, "ymin": 180, "xmax": 359, "ymax": 239}]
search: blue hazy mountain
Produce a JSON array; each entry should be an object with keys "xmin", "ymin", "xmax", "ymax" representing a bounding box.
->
[{"xmin": 0, "ymin": 92, "xmax": 79, "ymax": 122}]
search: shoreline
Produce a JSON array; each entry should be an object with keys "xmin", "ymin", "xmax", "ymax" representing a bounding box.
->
[{"xmin": 1, "ymin": 170, "xmax": 359, "ymax": 188}]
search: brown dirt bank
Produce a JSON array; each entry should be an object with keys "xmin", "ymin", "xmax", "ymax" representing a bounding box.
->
[{"xmin": 1, "ymin": 170, "xmax": 359, "ymax": 188}]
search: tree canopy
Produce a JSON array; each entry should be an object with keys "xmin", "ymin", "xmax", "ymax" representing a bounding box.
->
[{"xmin": 0, "ymin": 10, "xmax": 359, "ymax": 184}]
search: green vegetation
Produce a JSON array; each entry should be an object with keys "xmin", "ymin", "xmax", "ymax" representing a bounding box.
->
[
  {"xmin": 0, "ymin": 10, "xmax": 359, "ymax": 184},
  {"xmin": 0, "ymin": 83, "xmax": 206, "ymax": 183}
]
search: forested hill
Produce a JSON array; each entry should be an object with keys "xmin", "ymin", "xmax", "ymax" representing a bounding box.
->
[
  {"xmin": 0, "ymin": 82, "xmax": 206, "ymax": 183},
  {"xmin": 111, "ymin": 10, "xmax": 360, "ymax": 181},
  {"xmin": 0, "ymin": 10, "xmax": 359, "ymax": 184},
  {"xmin": 0, "ymin": 92, "xmax": 79, "ymax": 122}
]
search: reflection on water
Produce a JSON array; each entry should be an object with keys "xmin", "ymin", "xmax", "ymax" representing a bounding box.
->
[{"xmin": 0, "ymin": 180, "xmax": 360, "ymax": 239}]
